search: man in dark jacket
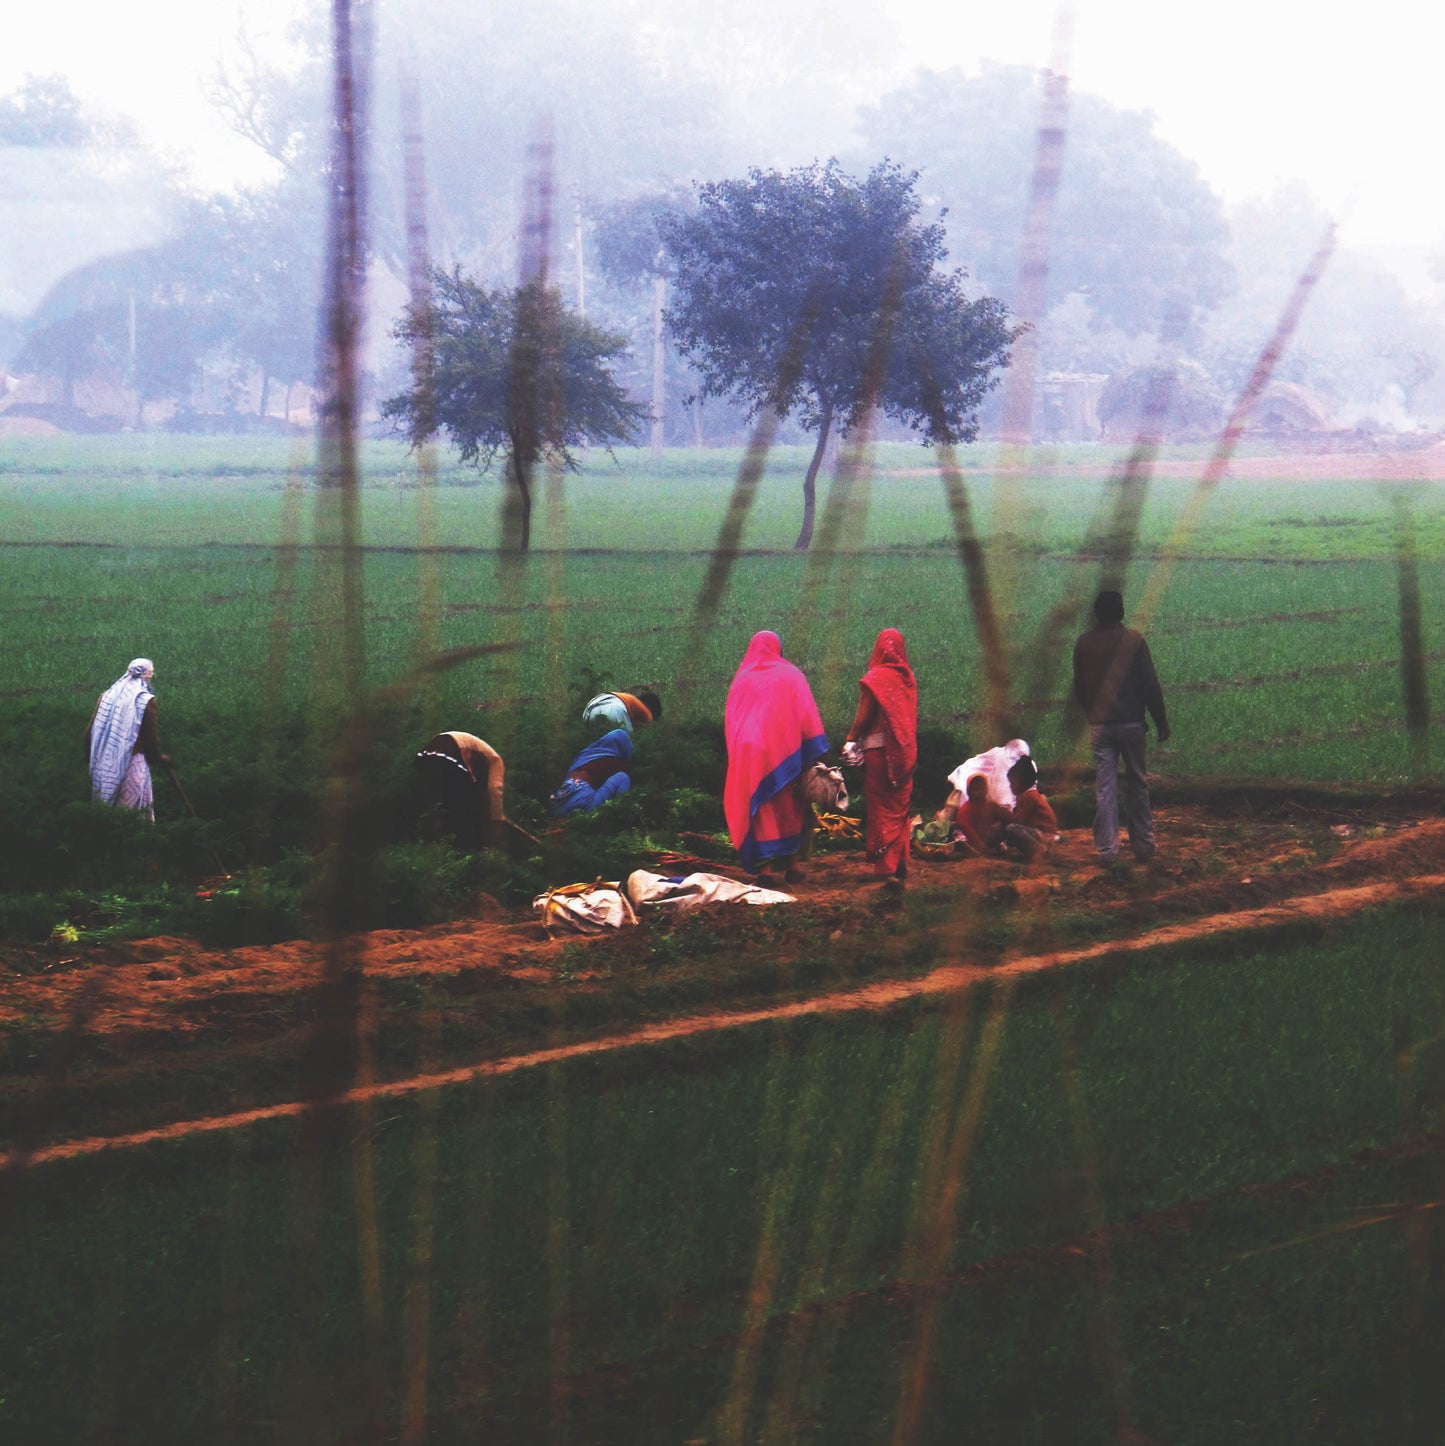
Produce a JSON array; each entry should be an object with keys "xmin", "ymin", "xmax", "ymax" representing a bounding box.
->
[{"xmin": 1072, "ymin": 590, "xmax": 1170, "ymax": 862}]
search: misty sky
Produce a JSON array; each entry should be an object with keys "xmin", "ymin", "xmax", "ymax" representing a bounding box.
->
[{"xmin": 4, "ymin": 0, "xmax": 1442, "ymax": 249}]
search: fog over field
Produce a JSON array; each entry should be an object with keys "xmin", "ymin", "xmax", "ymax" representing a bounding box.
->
[
  {"xmin": 4, "ymin": 0, "xmax": 1445, "ymax": 436},
  {"xmin": 9, "ymin": 11, "xmax": 1445, "ymax": 1442}
]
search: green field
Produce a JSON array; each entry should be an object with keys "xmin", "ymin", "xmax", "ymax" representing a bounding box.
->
[
  {"xmin": 6, "ymin": 436, "xmax": 1445, "ymax": 1440},
  {"xmin": 6, "ymin": 905, "xmax": 1445, "ymax": 1442},
  {"xmin": 1, "ymin": 434, "xmax": 1440, "ymax": 938}
]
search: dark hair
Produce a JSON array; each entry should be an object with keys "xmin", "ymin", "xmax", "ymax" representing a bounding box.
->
[
  {"xmin": 637, "ymin": 689, "xmax": 662, "ymax": 720},
  {"xmin": 965, "ymin": 773, "xmax": 989, "ymax": 795},
  {"xmin": 1094, "ymin": 590, "xmax": 1124, "ymax": 625},
  {"xmin": 1008, "ymin": 755, "xmax": 1039, "ymax": 791}
]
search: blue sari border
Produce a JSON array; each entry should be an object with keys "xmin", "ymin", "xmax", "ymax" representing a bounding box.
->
[{"xmin": 747, "ymin": 733, "xmax": 829, "ymax": 817}]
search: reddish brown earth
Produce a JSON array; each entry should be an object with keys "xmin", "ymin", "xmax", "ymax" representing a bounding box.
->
[
  {"xmin": 3, "ymin": 802, "xmax": 1444, "ymax": 1168},
  {"xmin": 887, "ymin": 444, "xmax": 1445, "ymax": 484},
  {"xmin": 5, "ymin": 805, "xmax": 1442, "ymax": 1043}
]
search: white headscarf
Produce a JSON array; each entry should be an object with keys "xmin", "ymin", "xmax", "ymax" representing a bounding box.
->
[
  {"xmin": 89, "ymin": 659, "xmax": 156, "ymax": 805},
  {"xmin": 947, "ymin": 738, "xmax": 1031, "ymax": 808}
]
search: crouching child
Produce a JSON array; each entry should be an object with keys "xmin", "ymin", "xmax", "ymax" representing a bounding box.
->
[
  {"xmin": 951, "ymin": 774, "xmax": 1010, "ymax": 856},
  {"xmin": 1000, "ymin": 756, "xmax": 1058, "ymax": 862}
]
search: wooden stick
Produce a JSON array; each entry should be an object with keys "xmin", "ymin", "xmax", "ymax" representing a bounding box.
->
[{"xmin": 162, "ymin": 761, "xmax": 230, "ymax": 877}]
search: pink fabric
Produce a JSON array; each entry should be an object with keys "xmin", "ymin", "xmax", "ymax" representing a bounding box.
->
[{"xmin": 724, "ymin": 632, "xmax": 828, "ymax": 871}]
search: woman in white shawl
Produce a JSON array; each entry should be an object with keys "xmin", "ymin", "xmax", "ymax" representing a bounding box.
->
[
  {"xmin": 930, "ymin": 738, "xmax": 1031, "ymax": 831},
  {"xmin": 86, "ymin": 658, "xmax": 167, "ymax": 819}
]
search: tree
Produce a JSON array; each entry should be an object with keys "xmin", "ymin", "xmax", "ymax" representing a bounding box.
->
[
  {"xmin": 663, "ymin": 159, "xmax": 1014, "ymax": 548},
  {"xmin": 384, "ymin": 267, "xmax": 648, "ymax": 550},
  {"xmin": 0, "ymin": 73, "xmax": 144, "ymax": 151},
  {"xmin": 1203, "ymin": 184, "xmax": 1445, "ymax": 424},
  {"xmin": 1097, "ymin": 361, "xmax": 1226, "ymax": 441},
  {"xmin": 15, "ymin": 244, "xmax": 230, "ymax": 415},
  {"xmin": 856, "ymin": 66, "xmax": 1234, "ymax": 344},
  {"xmin": 0, "ymin": 74, "xmax": 92, "ymax": 147}
]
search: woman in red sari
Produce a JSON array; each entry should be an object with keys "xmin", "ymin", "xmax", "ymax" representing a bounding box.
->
[{"xmin": 845, "ymin": 628, "xmax": 917, "ymax": 885}]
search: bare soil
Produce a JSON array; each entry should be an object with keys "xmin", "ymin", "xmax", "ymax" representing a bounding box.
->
[
  {"xmin": 888, "ymin": 444, "xmax": 1445, "ymax": 484},
  {"xmin": 5, "ymin": 804, "xmax": 1442, "ymax": 1042}
]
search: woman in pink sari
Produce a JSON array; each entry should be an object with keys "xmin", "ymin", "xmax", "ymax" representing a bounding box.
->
[
  {"xmin": 724, "ymin": 632, "xmax": 828, "ymax": 883},
  {"xmin": 845, "ymin": 628, "xmax": 917, "ymax": 885}
]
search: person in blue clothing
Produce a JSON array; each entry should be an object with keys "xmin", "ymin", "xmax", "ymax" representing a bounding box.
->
[{"xmin": 549, "ymin": 728, "xmax": 634, "ymax": 817}]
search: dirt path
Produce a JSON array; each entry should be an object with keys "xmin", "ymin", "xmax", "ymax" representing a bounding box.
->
[
  {"xmin": 885, "ymin": 445, "xmax": 1445, "ymax": 484},
  {"xmin": 9, "ymin": 866, "xmax": 1442, "ymax": 1171},
  {"xmin": 6, "ymin": 807, "xmax": 1444, "ymax": 1041}
]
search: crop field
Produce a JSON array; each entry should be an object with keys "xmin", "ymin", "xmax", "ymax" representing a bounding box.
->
[
  {"xmin": 6, "ymin": 905, "xmax": 1445, "ymax": 1441},
  {"xmin": 3, "ymin": 436, "xmax": 1443, "ymax": 800},
  {"xmin": 4, "ymin": 433, "xmax": 1445, "ymax": 1443},
  {"xmin": 2, "ymin": 435, "xmax": 1442, "ymax": 922}
]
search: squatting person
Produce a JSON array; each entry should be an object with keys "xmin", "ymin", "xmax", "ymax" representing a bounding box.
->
[{"xmin": 551, "ymin": 728, "xmax": 635, "ymax": 817}]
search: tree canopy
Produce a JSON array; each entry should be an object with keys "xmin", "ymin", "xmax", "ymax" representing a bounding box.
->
[
  {"xmin": 593, "ymin": 191, "xmax": 693, "ymax": 290},
  {"xmin": 0, "ymin": 74, "xmax": 133, "ymax": 149},
  {"xmin": 857, "ymin": 65, "xmax": 1233, "ymax": 346},
  {"xmin": 384, "ymin": 267, "xmax": 648, "ymax": 550},
  {"xmin": 663, "ymin": 159, "xmax": 1014, "ymax": 547},
  {"xmin": 14, "ymin": 240, "xmax": 234, "ymax": 415}
]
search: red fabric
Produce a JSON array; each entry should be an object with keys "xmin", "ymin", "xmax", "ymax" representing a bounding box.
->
[
  {"xmin": 955, "ymin": 796, "xmax": 1010, "ymax": 854},
  {"xmin": 860, "ymin": 629, "xmax": 918, "ymax": 787},
  {"xmin": 724, "ymin": 631, "xmax": 828, "ymax": 869},
  {"xmin": 863, "ymin": 747, "xmax": 911, "ymax": 875},
  {"xmin": 1011, "ymin": 787, "xmax": 1057, "ymax": 834}
]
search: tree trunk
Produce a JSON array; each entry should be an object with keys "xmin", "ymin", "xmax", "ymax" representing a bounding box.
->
[
  {"xmin": 284, "ymin": 381, "xmax": 294, "ymax": 423},
  {"xmin": 506, "ymin": 447, "xmax": 534, "ymax": 552},
  {"xmin": 650, "ymin": 275, "xmax": 666, "ymax": 458},
  {"xmin": 793, "ymin": 402, "xmax": 834, "ymax": 551},
  {"xmin": 259, "ymin": 371, "xmax": 271, "ymax": 418}
]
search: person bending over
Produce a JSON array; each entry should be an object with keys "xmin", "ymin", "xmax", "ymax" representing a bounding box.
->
[
  {"xmin": 550, "ymin": 728, "xmax": 634, "ymax": 817},
  {"xmin": 581, "ymin": 689, "xmax": 662, "ymax": 737},
  {"xmin": 415, "ymin": 731, "xmax": 505, "ymax": 847}
]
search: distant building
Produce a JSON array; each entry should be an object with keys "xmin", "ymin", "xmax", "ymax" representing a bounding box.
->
[
  {"xmin": 1038, "ymin": 372, "xmax": 1107, "ymax": 441},
  {"xmin": 1249, "ymin": 381, "xmax": 1332, "ymax": 432}
]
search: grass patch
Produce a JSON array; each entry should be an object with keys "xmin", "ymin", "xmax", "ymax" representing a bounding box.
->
[{"xmin": 4, "ymin": 903, "xmax": 1445, "ymax": 1439}]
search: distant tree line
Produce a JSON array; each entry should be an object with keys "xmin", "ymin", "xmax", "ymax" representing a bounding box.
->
[{"xmin": 6, "ymin": 22, "xmax": 1443, "ymax": 455}]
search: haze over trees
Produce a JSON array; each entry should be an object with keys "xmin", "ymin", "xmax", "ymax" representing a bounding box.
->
[
  {"xmin": 663, "ymin": 160, "xmax": 1014, "ymax": 548},
  {"xmin": 6, "ymin": 11, "xmax": 1445, "ymax": 438},
  {"xmin": 0, "ymin": 75, "xmax": 173, "ymax": 364},
  {"xmin": 1202, "ymin": 184, "xmax": 1445, "ymax": 427},
  {"xmin": 856, "ymin": 64, "xmax": 1234, "ymax": 362}
]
